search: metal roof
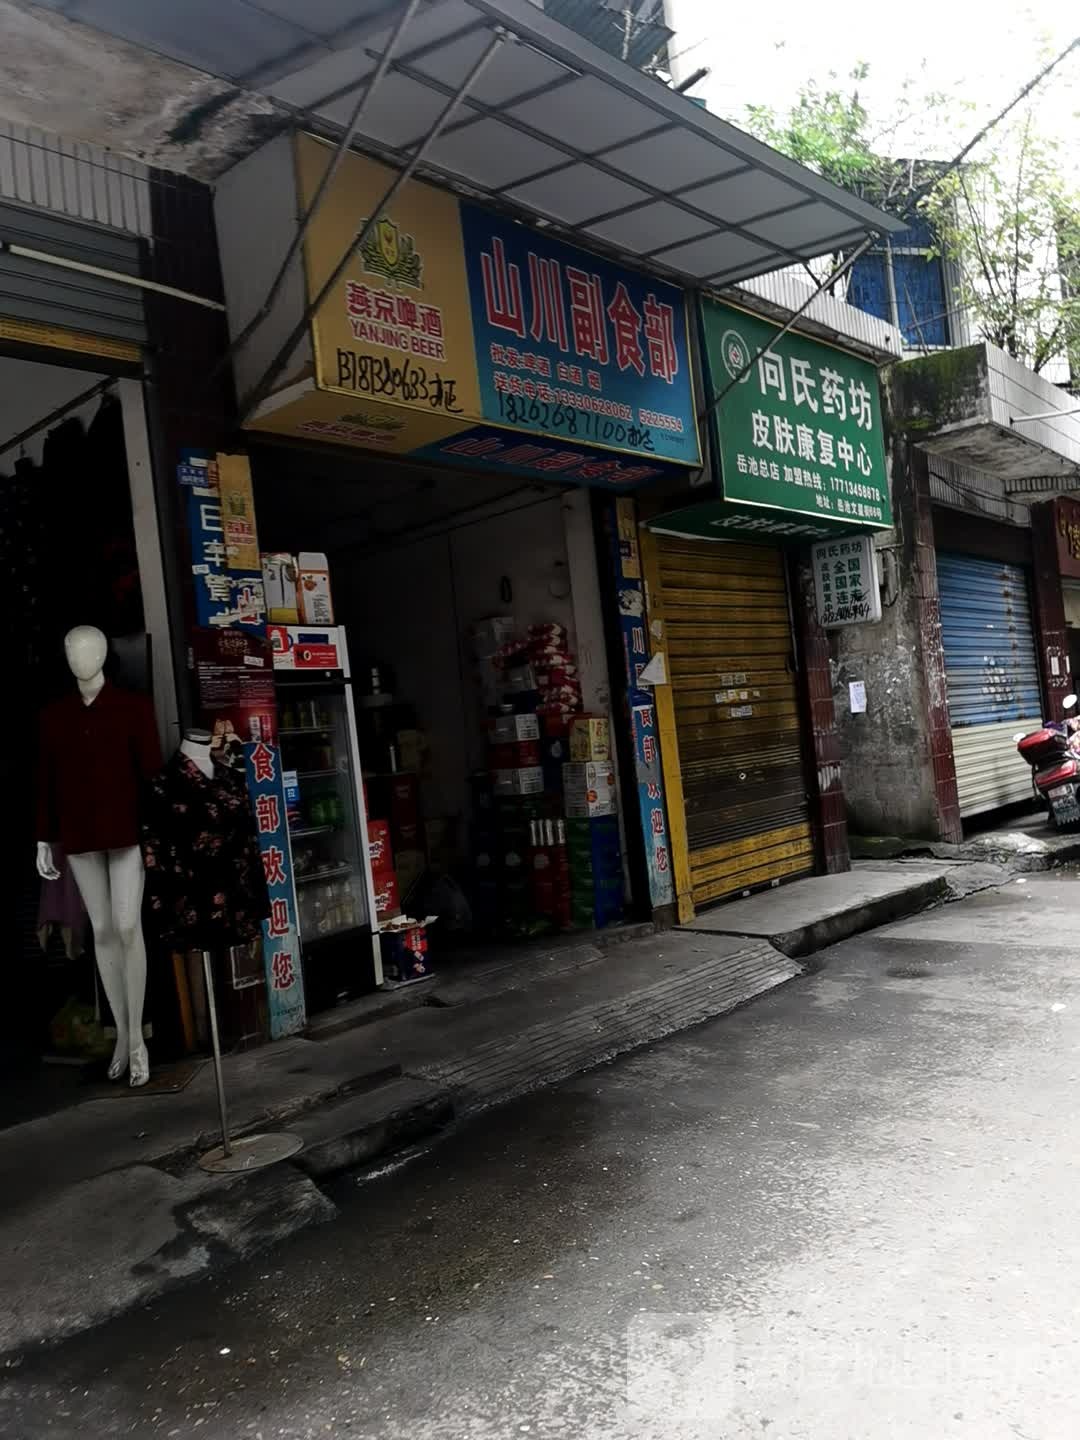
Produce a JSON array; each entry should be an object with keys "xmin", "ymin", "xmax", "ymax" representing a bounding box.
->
[{"xmin": 29, "ymin": 0, "xmax": 904, "ymax": 290}]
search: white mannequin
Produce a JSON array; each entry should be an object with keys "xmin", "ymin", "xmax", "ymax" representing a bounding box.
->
[
  {"xmin": 180, "ymin": 729, "xmax": 214, "ymax": 778},
  {"xmin": 37, "ymin": 625, "xmax": 150, "ymax": 1087}
]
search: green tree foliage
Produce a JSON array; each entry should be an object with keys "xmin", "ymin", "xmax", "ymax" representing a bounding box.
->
[{"xmin": 743, "ymin": 68, "xmax": 1080, "ymax": 376}]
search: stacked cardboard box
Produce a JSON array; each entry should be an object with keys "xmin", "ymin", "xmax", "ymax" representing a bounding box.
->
[
  {"xmin": 470, "ymin": 615, "xmax": 517, "ymax": 710},
  {"xmin": 367, "ymin": 818, "xmax": 400, "ymax": 922},
  {"xmin": 489, "ymin": 711, "xmax": 544, "ymax": 796},
  {"xmin": 470, "ymin": 771, "xmax": 551, "ymax": 936},
  {"xmin": 563, "ymin": 761, "xmax": 618, "ymax": 818},
  {"xmin": 566, "ymin": 816, "xmax": 623, "ymax": 929}
]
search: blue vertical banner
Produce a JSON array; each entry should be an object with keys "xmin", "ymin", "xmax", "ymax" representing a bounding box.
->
[
  {"xmin": 246, "ymin": 738, "xmax": 306, "ymax": 1038},
  {"xmin": 608, "ymin": 497, "xmax": 675, "ymax": 909}
]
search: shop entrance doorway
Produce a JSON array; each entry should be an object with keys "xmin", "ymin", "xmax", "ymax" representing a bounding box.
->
[
  {"xmin": 2, "ymin": 353, "xmax": 175, "ymax": 1127},
  {"xmin": 250, "ymin": 443, "xmax": 632, "ymax": 1015}
]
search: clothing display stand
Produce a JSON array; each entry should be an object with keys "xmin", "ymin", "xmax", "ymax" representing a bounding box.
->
[{"xmin": 196, "ymin": 949, "xmax": 302, "ymax": 1174}]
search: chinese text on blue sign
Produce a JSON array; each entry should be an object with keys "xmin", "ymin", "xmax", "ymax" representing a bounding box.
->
[{"xmin": 461, "ymin": 204, "xmax": 700, "ymax": 480}]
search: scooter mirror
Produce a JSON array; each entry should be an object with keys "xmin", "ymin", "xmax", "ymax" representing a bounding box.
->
[{"xmin": 1065, "ymin": 694, "xmax": 1078, "ymax": 710}]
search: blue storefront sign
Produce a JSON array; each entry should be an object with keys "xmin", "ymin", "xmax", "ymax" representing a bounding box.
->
[
  {"xmin": 459, "ymin": 203, "xmax": 701, "ymax": 472},
  {"xmin": 246, "ymin": 738, "xmax": 306, "ymax": 1038},
  {"xmin": 183, "ymin": 450, "xmax": 265, "ymax": 630},
  {"xmin": 409, "ymin": 423, "xmax": 677, "ymax": 489}
]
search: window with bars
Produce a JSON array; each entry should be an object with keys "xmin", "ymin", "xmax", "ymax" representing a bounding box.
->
[{"xmin": 848, "ymin": 223, "xmax": 951, "ymax": 349}]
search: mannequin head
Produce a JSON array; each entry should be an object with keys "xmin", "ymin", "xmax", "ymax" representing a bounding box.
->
[{"xmin": 64, "ymin": 625, "xmax": 108, "ymax": 682}]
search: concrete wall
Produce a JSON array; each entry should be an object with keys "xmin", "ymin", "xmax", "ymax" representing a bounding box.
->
[{"xmin": 829, "ymin": 398, "xmax": 944, "ymax": 839}]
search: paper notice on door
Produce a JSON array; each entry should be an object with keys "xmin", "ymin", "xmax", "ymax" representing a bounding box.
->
[{"xmin": 849, "ymin": 681, "xmax": 867, "ymax": 714}]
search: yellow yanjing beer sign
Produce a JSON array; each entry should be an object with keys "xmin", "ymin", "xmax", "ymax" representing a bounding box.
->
[{"xmin": 244, "ymin": 133, "xmax": 700, "ymax": 492}]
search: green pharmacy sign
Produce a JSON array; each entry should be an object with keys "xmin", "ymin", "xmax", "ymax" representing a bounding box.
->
[{"xmin": 652, "ymin": 299, "xmax": 892, "ymax": 543}]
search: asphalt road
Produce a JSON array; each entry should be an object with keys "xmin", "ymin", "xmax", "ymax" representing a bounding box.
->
[{"xmin": 5, "ymin": 874, "xmax": 1080, "ymax": 1439}]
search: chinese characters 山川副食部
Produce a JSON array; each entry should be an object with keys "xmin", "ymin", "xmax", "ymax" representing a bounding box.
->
[{"xmin": 480, "ymin": 236, "xmax": 681, "ymax": 386}]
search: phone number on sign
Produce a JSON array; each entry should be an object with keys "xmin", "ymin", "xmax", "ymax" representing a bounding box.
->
[{"xmin": 497, "ymin": 392, "xmax": 658, "ymax": 453}]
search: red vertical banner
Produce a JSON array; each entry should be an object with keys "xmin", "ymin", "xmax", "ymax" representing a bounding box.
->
[{"xmin": 192, "ymin": 629, "xmax": 306, "ymax": 1036}]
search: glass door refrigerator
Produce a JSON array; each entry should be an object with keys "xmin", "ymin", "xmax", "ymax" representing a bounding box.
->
[{"xmin": 269, "ymin": 624, "xmax": 382, "ymax": 1010}]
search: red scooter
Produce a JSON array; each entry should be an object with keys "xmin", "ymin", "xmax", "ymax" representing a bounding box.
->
[{"xmin": 1016, "ymin": 694, "xmax": 1080, "ymax": 829}]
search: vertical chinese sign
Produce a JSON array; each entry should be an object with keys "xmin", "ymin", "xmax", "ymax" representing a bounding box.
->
[
  {"xmin": 608, "ymin": 497, "xmax": 674, "ymax": 909},
  {"xmin": 811, "ymin": 536, "xmax": 882, "ymax": 628},
  {"xmin": 183, "ymin": 451, "xmax": 266, "ymax": 629},
  {"xmin": 186, "ymin": 477, "xmax": 306, "ymax": 1039},
  {"xmin": 246, "ymin": 735, "xmax": 305, "ymax": 1037}
]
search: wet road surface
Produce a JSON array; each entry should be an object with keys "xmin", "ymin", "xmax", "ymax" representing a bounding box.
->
[{"xmin": 5, "ymin": 874, "xmax": 1080, "ymax": 1438}]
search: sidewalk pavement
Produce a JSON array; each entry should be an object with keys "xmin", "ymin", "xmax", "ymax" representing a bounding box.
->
[{"xmin": 0, "ymin": 846, "xmax": 1065, "ymax": 1360}]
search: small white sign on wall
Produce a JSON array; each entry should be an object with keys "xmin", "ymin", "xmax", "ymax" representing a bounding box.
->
[{"xmin": 811, "ymin": 535, "xmax": 882, "ymax": 628}]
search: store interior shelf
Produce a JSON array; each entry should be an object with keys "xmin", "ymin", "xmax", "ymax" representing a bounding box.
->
[
  {"xmin": 295, "ymin": 864, "xmax": 354, "ymax": 885},
  {"xmin": 302, "ymin": 920, "xmax": 362, "ymax": 945},
  {"xmin": 280, "ymin": 726, "xmax": 336, "ymax": 736},
  {"xmin": 290, "ymin": 824, "xmax": 333, "ymax": 839},
  {"xmin": 296, "ymin": 768, "xmax": 340, "ymax": 780}
]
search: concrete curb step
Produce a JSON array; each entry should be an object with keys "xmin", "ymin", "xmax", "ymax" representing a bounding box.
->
[
  {"xmin": 680, "ymin": 869, "xmax": 953, "ymax": 960},
  {"xmin": 772, "ymin": 874, "xmax": 950, "ymax": 958},
  {"xmin": 416, "ymin": 940, "xmax": 801, "ymax": 1113},
  {"xmin": 0, "ymin": 1161, "xmax": 336, "ymax": 1361},
  {"xmin": 155, "ymin": 1061, "xmax": 406, "ymax": 1173},
  {"xmin": 289, "ymin": 1077, "xmax": 454, "ymax": 1181}
]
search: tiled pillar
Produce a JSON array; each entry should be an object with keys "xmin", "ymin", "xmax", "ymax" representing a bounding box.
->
[
  {"xmin": 910, "ymin": 446, "xmax": 963, "ymax": 843},
  {"xmin": 792, "ymin": 555, "xmax": 850, "ymax": 874},
  {"xmin": 1030, "ymin": 500, "xmax": 1068, "ymax": 721}
]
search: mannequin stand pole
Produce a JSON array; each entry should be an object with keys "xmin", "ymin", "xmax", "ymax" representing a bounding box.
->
[
  {"xmin": 203, "ymin": 949, "xmax": 232, "ymax": 1157},
  {"xmin": 197, "ymin": 948, "xmax": 304, "ymax": 1175}
]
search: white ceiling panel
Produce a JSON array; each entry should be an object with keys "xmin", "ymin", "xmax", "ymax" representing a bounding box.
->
[
  {"xmin": 584, "ymin": 202, "xmax": 714, "ymax": 253},
  {"xmin": 505, "ymin": 163, "xmax": 651, "ymax": 225},
  {"xmin": 65, "ymin": 0, "xmax": 308, "ymax": 78},
  {"xmin": 503, "ymin": 75, "xmax": 661, "ymax": 151},
  {"xmin": 321, "ymin": 70, "xmax": 461, "ymax": 144},
  {"xmin": 413, "ymin": 32, "xmax": 577, "ymax": 107},
  {"xmin": 600, "ymin": 130, "xmax": 747, "ymax": 195},
  {"xmin": 657, "ymin": 233, "xmax": 776, "ymax": 280},
  {"xmin": 269, "ymin": 43, "xmax": 378, "ymax": 107},
  {"xmin": 750, "ymin": 204, "xmax": 864, "ymax": 252},
  {"xmin": 426, "ymin": 116, "xmax": 568, "ymax": 189},
  {"xmin": 250, "ymin": 0, "xmax": 400, "ymax": 35},
  {"xmin": 681, "ymin": 169, "xmax": 811, "ymax": 226}
]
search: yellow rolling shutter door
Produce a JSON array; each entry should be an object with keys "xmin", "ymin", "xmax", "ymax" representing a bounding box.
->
[{"xmin": 656, "ymin": 536, "xmax": 814, "ymax": 906}]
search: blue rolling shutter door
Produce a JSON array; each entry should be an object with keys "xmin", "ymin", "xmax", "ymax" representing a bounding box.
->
[{"xmin": 937, "ymin": 553, "xmax": 1043, "ymax": 817}]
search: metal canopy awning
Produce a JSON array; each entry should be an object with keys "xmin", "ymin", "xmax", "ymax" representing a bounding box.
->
[{"xmin": 33, "ymin": 0, "xmax": 904, "ymax": 290}]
